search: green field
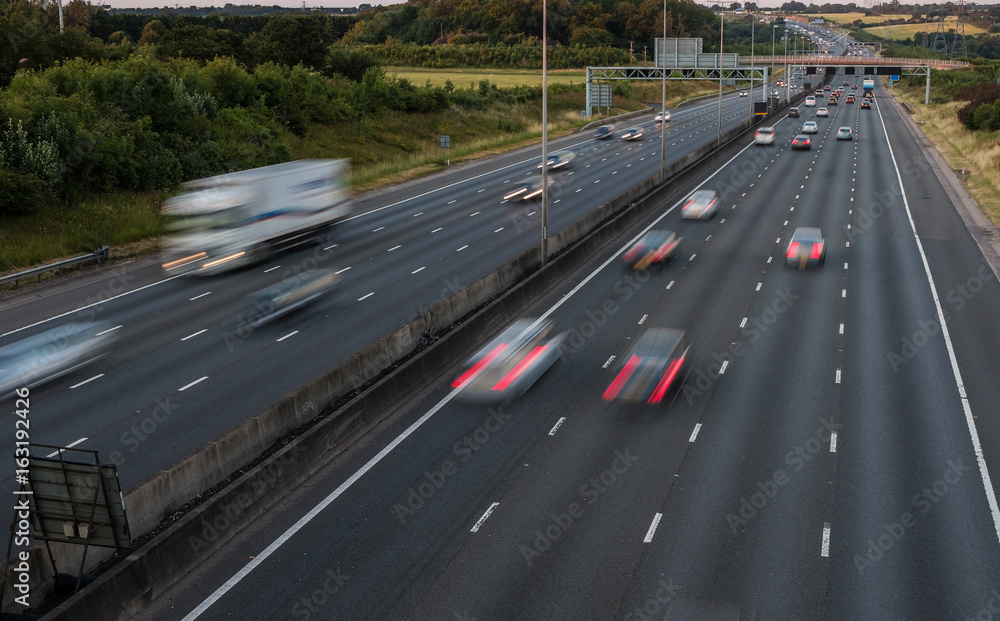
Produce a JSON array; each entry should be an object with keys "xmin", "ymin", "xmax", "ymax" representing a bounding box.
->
[
  {"xmin": 803, "ymin": 12, "xmax": 889, "ymax": 25},
  {"xmin": 386, "ymin": 67, "xmax": 588, "ymax": 88},
  {"xmin": 864, "ymin": 20, "xmax": 987, "ymax": 41}
]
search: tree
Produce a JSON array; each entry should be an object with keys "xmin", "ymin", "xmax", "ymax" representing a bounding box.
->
[
  {"xmin": 138, "ymin": 20, "xmax": 165, "ymax": 46},
  {"xmin": 246, "ymin": 15, "xmax": 330, "ymax": 68}
]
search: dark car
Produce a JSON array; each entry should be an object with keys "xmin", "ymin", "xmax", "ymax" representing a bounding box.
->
[
  {"xmin": 785, "ymin": 227, "xmax": 826, "ymax": 269},
  {"xmin": 537, "ymin": 149, "xmax": 576, "ymax": 170},
  {"xmin": 846, "ymin": 94, "xmax": 856, "ymax": 104},
  {"xmin": 861, "ymin": 100, "xmax": 871, "ymax": 109},
  {"xmin": 603, "ymin": 328, "xmax": 691, "ymax": 404},
  {"xmin": 594, "ymin": 125, "xmax": 616, "ymax": 139},
  {"xmin": 791, "ymin": 134, "xmax": 811, "ymax": 150},
  {"xmin": 620, "ymin": 127, "xmax": 644, "ymax": 141},
  {"xmin": 452, "ymin": 318, "xmax": 566, "ymax": 403},
  {"xmin": 622, "ymin": 230, "xmax": 683, "ymax": 270},
  {"xmin": 789, "ymin": 106, "xmax": 800, "ymax": 117},
  {"xmin": 232, "ymin": 269, "xmax": 340, "ymax": 330},
  {"xmin": 503, "ymin": 176, "xmax": 555, "ymax": 200}
]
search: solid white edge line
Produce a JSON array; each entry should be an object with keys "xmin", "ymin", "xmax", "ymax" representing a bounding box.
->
[
  {"xmin": 688, "ymin": 423, "xmax": 702, "ymax": 443},
  {"xmin": 877, "ymin": 99, "xmax": 1000, "ymax": 546},
  {"xmin": 643, "ymin": 513, "xmax": 663, "ymax": 543},
  {"xmin": 1, "ymin": 273, "xmax": 186, "ymax": 339},
  {"xmin": 276, "ymin": 331, "xmax": 298, "ymax": 342},
  {"xmin": 548, "ymin": 417, "xmax": 567, "ymax": 436},
  {"xmin": 178, "ymin": 376, "xmax": 208, "ymax": 392},
  {"xmin": 69, "ymin": 374, "xmax": 104, "ymax": 389},
  {"xmin": 181, "ymin": 386, "xmax": 465, "ymax": 620},
  {"xmin": 470, "ymin": 502, "xmax": 500, "ymax": 533},
  {"xmin": 821, "ymin": 522, "xmax": 831, "ymax": 557},
  {"xmin": 185, "ymin": 131, "xmax": 764, "ymax": 619}
]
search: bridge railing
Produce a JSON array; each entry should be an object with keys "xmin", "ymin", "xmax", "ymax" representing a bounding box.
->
[{"xmin": 740, "ymin": 55, "xmax": 970, "ymax": 69}]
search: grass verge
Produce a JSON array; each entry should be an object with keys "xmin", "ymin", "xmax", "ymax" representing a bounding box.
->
[{"xmin": 891, "ymin": 81, "xmax": 1000, "ymax": 227}]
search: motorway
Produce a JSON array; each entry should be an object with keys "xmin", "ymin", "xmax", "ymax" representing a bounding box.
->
[
  {"xmin": 0, "ymin": 85, "xmax": 775, "ymax": 495},
  {"xmin": 138, "ymin": 78, "xmax": 1000, "ymax": 620}
]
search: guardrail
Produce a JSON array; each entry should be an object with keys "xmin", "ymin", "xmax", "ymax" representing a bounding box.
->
[{"xmin": 0, "ymin": 246, "xmax": 110, "ymax": 288}]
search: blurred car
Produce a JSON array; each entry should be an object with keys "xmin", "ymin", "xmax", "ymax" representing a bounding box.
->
[
  {"xmin": 231, "ymin": 269, "xmax": 340, "ymax": 330},
  {"xmin": 452, "ymin": 319, "xmax": 566, "ymax": 403},
  {"xmin": 827, "ymin": 97, "xmax": 838, "ymax": 105},
  {"xmin": 785, "ymin": 227, "xmax": 826, "ymax": 269},
  {"xmin": 836, "ymin": 127, "xmax": 853, "ymax": 140},
  {"xmin": 755, "ymin": 127, "xmax": 777, "ymax": 145},
  {"xmin": 655, "ymin": 111, "xmax": 671, "ymax": 122},
  {"xmin": 739, "ymin": 91, "xmax": 748, "ymax": 97},
  {"xmin": 620, "ymin": 127, "xmax": 644, "ymax": 141},
  {"xmin": 0, "ymin": 321, "xmax": 117, "ymax": 397},
  {"xmin": 682, "ymin": 189, "xmax": 719, "ymax": 220},
  {"xmin": 503, "ymin": 176, "xmax": 554, "ymax": 200},
  {"xmin": 846, "ymin": 94, "xmax": 856, "ymax": 104},
  {"xmin": 804, "ymin": 96, "xmax": 817, "ymax": 107},
  {"xmin": 860, "ymin": 100, "xmax": 871, "ymax": 109},
  {"xmin": 801, "ymin": 121, "xmax": 819, "ymax": 134},
  {"xmin": 602, "ymin": 328, "xmax": 691, "ymax": 405},
  {"xmin": 594, "ymin": 125, "xmax": 616, "ymax": 140},
  {"xmin": 538, "ymin": 149, "xmax": 576, "ymax": 170},
  {"xmin": 622, "ymin": 230, "xmax": 683, "ymax": 270},
  {"xmin": 851, "ymin": 83, "xmax": 858, "ymax": 88},
  {"xmin": 824, "ymin": 85, "xmax": 831, "ymax": 91},
  {"xmin": 817, "ymin": 107, "xmax": 829, "ymax": 117},
  {"xmin": 843, "ymin": 80, "xmax": 849, "ymax": 86},
  {"xmin": 791, "ymin": 134, "xmax": 812, "ymax": 150},
  {"xmin": 815, "ymin": 90, "xmax": 824, "ymax": 96},
  {"xmin": 789, "ymin": 106, "xmax": 800, "ymax": 117}
]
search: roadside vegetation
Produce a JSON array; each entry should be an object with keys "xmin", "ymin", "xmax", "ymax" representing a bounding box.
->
[{"xmin": 892, "ymin": 69, "xmax": 1000, "ymax": 226}]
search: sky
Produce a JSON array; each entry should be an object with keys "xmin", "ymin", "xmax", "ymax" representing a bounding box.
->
[{"xmin": 99, "ymin": 0, "xmax": 1000, "ymax": 12}]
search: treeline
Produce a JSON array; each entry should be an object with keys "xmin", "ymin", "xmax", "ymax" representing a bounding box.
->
[
  {"xmin": 0, "ymin": 53, "xmax": 552, "ymax": 215},
  {"xmin": 356, "ymin": 42, "xmax": 629, "ymax": 69}
]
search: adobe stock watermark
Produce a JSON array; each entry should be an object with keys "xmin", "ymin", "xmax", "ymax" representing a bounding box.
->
[
  {"xmin": 518, "ymin": 448, "xmax": 639, "ymax": 565},
  {"xmin": 716, "ymin": 147, "xmax": 769, "ymax": 201},
  {"xmin": 622, "ymin": 577, "xmax": 682, "ymax": 621},
  {"xmin": 107, "ymin": 397, "xmax": 180, "ymax": 467},
  {"xmin": 290, "ymin": 565, "xmax": 351, "ymax": 620},
  {"xmin": 853, "ymin": 458, "xmax": 970, "ymax": 576},
  {"xmin": 846, "ymin": 153, "xmax": 934, "ymax": 239},
  {"xmin": 559, "ymin": 266, "xmax": 661, "ymax": 356},
  {"xmin": 684, "ymin": 287, "xmax": 799, "ymax": 405},
  {"xmin": 726, "ymin": 416, "xmax": 840, "ymax": 534},
  {"xmin": 392, "ymin": 407, "xmax": 510, "ymax": 524},
  {"xmin": 187, "ymin": 444, "xmax": 309, "ymax": 556}
]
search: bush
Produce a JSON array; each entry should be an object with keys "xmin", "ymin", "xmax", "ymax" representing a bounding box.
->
[{"xmin": 0, "ymin": 169, "xmax": 52, "ymax": 215}]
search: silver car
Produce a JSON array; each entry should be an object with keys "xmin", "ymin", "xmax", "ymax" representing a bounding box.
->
[
  {"xmin": 620, "ymin": 127, "xmax": 644, "ymax": 141},
  {"xmin": 836, "ymin": 127, "xmax": 853, "ymax": 140},
  {"xmin": 0, "ymin": 322, "xmax": 117, "ymax": 397},
  {"xmin": 681, "ymin": 189, "xmax": 719, "ymax": 220},
  {"xmin": 802, "ymin": 121, "xmax": 819, "ymax": 134}
]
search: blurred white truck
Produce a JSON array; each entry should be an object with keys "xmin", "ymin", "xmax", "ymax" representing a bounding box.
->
[{"xmin": 161, "ymin": 160, "xmax": 351, "ymax": 275}]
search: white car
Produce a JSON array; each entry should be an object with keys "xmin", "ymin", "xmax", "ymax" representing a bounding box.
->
[
  {"xmin": 681, "ymin": 190, "xmax": 720, "ymax": 220},
  {"xmin": 739, "ymin": 91, "xmax": 748, "ymax": 97},
  {"xmin": 817, "ymin": 107, "xmax": 829, "ymax": 117},
  {"xmin": 801, "ymin": 121, "xmax": 819, "ymax": 134},
  {"xmin": 754, "ymin": 127, "xmax": 777, "ymax": 145},
  {"xmin": 804, "ymin": 96, "xmax": 816, "ymax": 107},
  {"xmin": 655, "ymin": 111, "xmax": 671, "ymax": 122}
]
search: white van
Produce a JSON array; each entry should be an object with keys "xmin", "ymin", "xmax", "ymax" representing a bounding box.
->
[{"xmin": 804, "ymin": 96, "xmax": 817, "ymax": 107}]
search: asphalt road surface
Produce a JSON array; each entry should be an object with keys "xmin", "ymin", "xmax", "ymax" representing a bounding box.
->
[{"xmin": 139, "ymin": 80, "xmax": 1000, "ymax": 620}]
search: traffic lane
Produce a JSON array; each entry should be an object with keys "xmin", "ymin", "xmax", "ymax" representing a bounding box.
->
[
  {"xmin": 143, "ymin": 133, "xmax": 804, "ymax": 616},
  {"xmin": 398, "ymin": 127, "xmax": 845, "ymax": 616},
  {"xmin": 826, "ymin": 88, "xmax": 1000, "ymax": 619},
  {"xmin": 614, "ymin": 200, "xmax": 850, "ymax": 619}
]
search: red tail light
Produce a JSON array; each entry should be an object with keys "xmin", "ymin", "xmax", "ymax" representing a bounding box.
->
[
  {"xmin": 810, "ymin": 243, "xmax": 823, "ymax": 259},
  {"xmin": 682, "ymin": 200, "xmax": 692, "ymax": 211},
  {"xmin": 786, "ymin": 242, "xmax": 800, "ymax": 258},
  {"xmin": 651, "ymin": 241, "xmax": 675, "ymax": 262},
  {"xmin": 452, "ymin": 343, "xmax": 509, "ymax": 388},
  {"xmin": 492, "ymin": 346, "xmax": 548, "ymax": 391},
  {"xmin": 648, "ymin": 357, "xmax": 686, "ymax": 404},
  {"xmin": 603, "ymin": 355, "xmax": 641, "ymax": 401},
  {"xmin": 623, "ymin": 246, "xmax": 641, "ymax": 262}
]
